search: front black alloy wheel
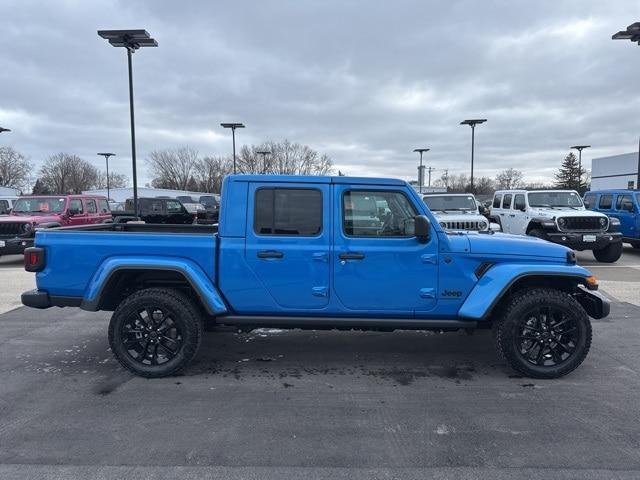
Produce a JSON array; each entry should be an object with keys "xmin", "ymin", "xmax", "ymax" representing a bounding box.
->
[
  {"xmin": 109, "ymin": 288, "xmax": 203, "ymax": 378},
  {"xmin": 494, "ymin": 288, "xmax": 592, "ymax": 379}
]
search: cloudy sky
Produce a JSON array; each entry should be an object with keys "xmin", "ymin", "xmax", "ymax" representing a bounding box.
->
[{"xmin": 1, "ymin": 0, "xmax": 639, "ymax": 186}]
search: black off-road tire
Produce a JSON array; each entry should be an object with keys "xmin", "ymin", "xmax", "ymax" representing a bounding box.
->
[
  {"xmin": 493, "ymin": 288, "xmax": 592, "ymax": 379},
  {"xmin": 592, "ymin": 242, "xmax": 623, "ymax": 263},
  {"xmin": 108, "ymin": 288, "xmax": 204, "ymax": 378}
]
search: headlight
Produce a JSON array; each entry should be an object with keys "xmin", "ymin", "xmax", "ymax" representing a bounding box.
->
[
  {"xmin": 599, "ymin": 217, "xmax": 607, "ymax": 226},
  {"xmin": 478, "ymin": 221, "xmax": 487, "ymax": 230},
  {"xmin": 439, "ymin": 221, "xmax": 447, "ymax": 228},
  {"xmin": 558, "ymin": 218, "xmax": 566, "ymax": 227},
  {"xmin": 22, "ymin": 223, "xmax": 33, "ymax": 234}
]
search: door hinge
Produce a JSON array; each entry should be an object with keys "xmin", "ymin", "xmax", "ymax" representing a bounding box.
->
[{"xmin": 312, "ymin": 286, "xmax": 328, "ymax": 297}]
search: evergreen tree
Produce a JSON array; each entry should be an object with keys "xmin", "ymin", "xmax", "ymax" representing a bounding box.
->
[{"xmin": 554, "ymin": 152, "xmax": 587, "ymax": 193}]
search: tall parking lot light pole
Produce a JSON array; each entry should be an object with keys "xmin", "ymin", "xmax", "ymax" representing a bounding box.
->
[
  {"xmin": 460, "ymin": 119, "xmax": 487, "ymax": 192},
  {"xmin": 413, "ymin": 148, "xmax": 430, "ymax": 193},
  {"xmin": 570, "ymin": 145, "xmax": 590, "ymax": 192},
  {"xmin": 97, "ymin": 29, "xmax": 157, "ymax": 218},
  {"xmin": 97, "ymin": 153, "xmax": 116, "ymax": 200},
  {"xmin": 256, "ymin": 150, "xmax": 271, "ymax": 174},
  {"xmin": 612, "ymin": 22, "xmax": 640, "ymax": 189},
  {"xmin": 221, "ymin": 123, "xmax": 245, "ymax": 174}
]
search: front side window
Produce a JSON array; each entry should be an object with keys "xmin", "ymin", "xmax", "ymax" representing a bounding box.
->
[
  {"xmin": 254, "ymin": 188, "xmax": 322, "ymax": 236},
  {"xmin": 584, "ymin": 194, "xmax": 596, "ymax": 210},
  {"xmin": 69, "ymin": 199, "xmax": 83, "ymax": 214},
  {"xmin": 513, "ymin": 194, "xmax": 526, "ymax": 210},
  {"xmin": 616, "ymin": 194, "xmax": 632, "ymax": 211},
  {"xmin": 502, "ymin": 194, "xmax": 512, "ymax": 209},
  {"xmin": 86, "ymin": 199, "xmax": 97, "ymax": 214},
  {"xmin": 492, "ymin": 194, "xmax": 502, "ymax": 208},
  {"xmin": 166, "ymin": 200, "xmax": 184, "ymax": 213},
  {"xmin": 598, "ymin": 195, "xmax": 613, "ymax": 210},
  {"xmin": 343, "ymin": 190, "xmax": 417, "ymax": 237}
]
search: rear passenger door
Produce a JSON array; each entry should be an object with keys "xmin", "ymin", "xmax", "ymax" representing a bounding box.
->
[
  {"xmin": 245, "ymin": 183, "xmax": 330, "ymax": 309},
  {"xmin": 85, "ymin": 199, "xmax": 99, "ymax": 224}
]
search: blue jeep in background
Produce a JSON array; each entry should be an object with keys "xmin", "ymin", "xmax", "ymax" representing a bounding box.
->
[
  {"xmin": 21, "ymin": 175, "xmax": 609, "ymax": 379},
  {"xmin": 584, "ymin": 189, "xmax": 640, "ymax": 249}
]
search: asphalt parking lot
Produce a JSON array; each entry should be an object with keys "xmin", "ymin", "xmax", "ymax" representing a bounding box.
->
[{"xmin": 0, "ymin": 247, "xmax": 639, "ymax": 479}]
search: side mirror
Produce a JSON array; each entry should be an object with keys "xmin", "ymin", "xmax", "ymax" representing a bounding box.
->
[
  {"xmin": 414, "ymin": 215, "xmax": 431, "ymax": 243},
  {"xmin": 624, "ymin": 203, "xmax": 634, "ymax": 212},
  {"xmin": 519, "ymin": 206, "xmax": 526, "ymax": 212}
]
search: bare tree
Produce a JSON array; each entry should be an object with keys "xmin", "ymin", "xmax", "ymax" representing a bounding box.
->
[
  {"xmin": 237, "ymin": 140, "xmax": 333, "ymax": 175},
  {"xmin": 474, "ymin": 176, "xmax": 496, "ymax": 195},
  {"xmin": 495, "ymin": 168, "xmax": 524, "ymax": 190},
  {"xmin": 194, "ymin": 156, "xmax": 233, "ymax": 193},
  {"xmin": 147, "ymin": 146, "xmax": 200, "ymax": 190},
  {"xmin": 0, "ymin": 147, "xmax": 32, "ymax": 191},
  {"xmin": 95, "ymin": 171, "xmax": 129, "ymax": 189},
  {"xmin": 38, "ymin": 153, "xmax": 98, "ymax": 194}
]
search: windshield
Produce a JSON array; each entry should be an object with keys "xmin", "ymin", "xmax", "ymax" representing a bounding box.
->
[
  {"xmin": 200, "ymin": 195, "xmax": 219, "ymax": 207},
  {"xmin": 12, "ymin": 197, "xmax": 66, "ymax": 214},
  {"xmin": 528, "ymin": 191, "xmax": 583, "ymax": 208},
  {"xmin": 423, "ymin": 195, "xmax": 476, "ymax": 211}
]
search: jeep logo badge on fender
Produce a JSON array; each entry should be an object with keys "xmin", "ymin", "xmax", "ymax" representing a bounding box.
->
[{"xmin": 442, "ymin": 289, "xmax": 462, "ymax": 298}]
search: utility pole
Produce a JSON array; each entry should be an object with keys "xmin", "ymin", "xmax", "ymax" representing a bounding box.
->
[{"xmin": 425, "ymin": 167, "xmax": 436, "ymax": 187}]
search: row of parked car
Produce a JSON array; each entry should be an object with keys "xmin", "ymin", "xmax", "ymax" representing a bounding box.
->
[
  {"xmin": 0, "ymin": 193, "xmax": 221, "ymax": 258},
  {"xmin": 423, "ymin": 188, "xmax": 639, "ymax": 263}
]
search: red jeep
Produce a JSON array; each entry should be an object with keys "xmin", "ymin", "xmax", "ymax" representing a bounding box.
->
[{"xmin": 0, "ymin": 195, "xmax": 111, "ymax": 257}]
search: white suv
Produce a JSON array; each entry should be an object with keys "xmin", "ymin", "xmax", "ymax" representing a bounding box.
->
[
  {"xmin": 490, "ymin": 189, "xmax": 623, "ymax": 262},
  {"xmin": 423, "ymin": 193, "xmax": 498, "ymax": 232}
]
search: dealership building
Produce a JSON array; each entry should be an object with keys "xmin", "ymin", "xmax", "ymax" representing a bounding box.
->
[{"xmin": 591, "ymin": 152, "xmax": 639, "ymax": 190}]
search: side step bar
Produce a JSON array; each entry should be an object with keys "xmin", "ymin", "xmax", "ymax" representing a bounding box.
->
[{"xmin": 218, "ymin": 315, "xmax": 477, "ymax": 331}]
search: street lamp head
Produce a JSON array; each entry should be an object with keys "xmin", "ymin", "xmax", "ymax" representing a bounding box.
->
[
  {"xmin": 97, "ymin": 152, "xmax": 116, "ymax": 158},
  {"xmin": 570, "ymin": 145, "xmax": 591, "ymax": 151},
  {"xmin": 413, "ymin": 148, "xmax": 430, "ymax": 154},
  {"xmin": 612, "ymin": 22, "xmax": 640, "ymax": 43},
  {"xmin": 460, "ymin": 119, "xmax": 487, "ymax": 126},
  {"xmin": 0, "ymin": 127, "xmax": 11, "ymax": 133},
  {"xmin": 221, "ymin": 123, "xmax": 245, "ymax": 129},
  {"xmin": 97, "ymin": 29, "xmax": 158, "ymax": 50}
]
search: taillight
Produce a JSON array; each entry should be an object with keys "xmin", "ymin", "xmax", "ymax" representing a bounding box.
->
[{"xmin": 24, "ymin": 247, "xmax": 45, "ymax": 272}]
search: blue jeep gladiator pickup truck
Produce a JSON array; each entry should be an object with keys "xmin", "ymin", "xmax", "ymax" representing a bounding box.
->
[{"xmin": 21, "ymin": 175, "xmax": 609, "ymax": 379}]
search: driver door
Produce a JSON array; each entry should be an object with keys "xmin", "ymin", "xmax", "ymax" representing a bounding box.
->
[{"xmin": 332, "ymin": 185, "xmax": 438, "ymax": 314}]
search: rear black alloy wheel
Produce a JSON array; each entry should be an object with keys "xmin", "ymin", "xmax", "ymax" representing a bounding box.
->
[
  {"xmin": 109, "ymin": 288, "xmax": 203, "ymax": 378},
  {"xmin": 494, "ymin": 288, "xmax": 592, "ymax": 379}
]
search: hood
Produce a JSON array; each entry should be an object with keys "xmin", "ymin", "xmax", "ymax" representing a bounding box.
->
[
  {"xmin": 466, "ymin": 232, "xmax": 570, "ymax": 259},
  {"xmin": 0, "ymin": 213, "xmax": 63, "ymax": 224},
  {"xmin": 432, "ymin": 209, "xmax": 479, "ymax": 217},
  {"xmin": 529, "ymin": 207, "xmax": 606, "ymax": 219}
]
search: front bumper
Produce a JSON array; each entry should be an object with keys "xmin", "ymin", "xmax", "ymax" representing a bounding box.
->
[
  {"xmin": 544, "ymin": 231, "xmax": 622, "ymax": 250},
  {"xmin": 0, "ymin": 236, "xmax": 33, "ymax": 255},
  {"xmin": 575, "ymin": 286, "xmax": 610, "ymax": 320}
]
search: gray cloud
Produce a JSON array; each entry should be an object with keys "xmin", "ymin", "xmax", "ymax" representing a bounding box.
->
[{"xmin": 1, "ymin": 0, "xmax": 639, "ymax": 186}]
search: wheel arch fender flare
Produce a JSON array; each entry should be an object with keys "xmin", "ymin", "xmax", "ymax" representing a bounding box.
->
[
  {"xmin": 81, "ymin": 256, "xmax": 227, "ymax": 316},
  {"xmin": 458, "ymin": 263, "xmax": 593, "ymax": 320}
]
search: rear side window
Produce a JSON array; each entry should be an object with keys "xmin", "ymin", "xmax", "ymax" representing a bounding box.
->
[
  {"xmin": 492, "ymin": 194, "xmax": 502, "ymax": 208},
  {"xmin": 616, "ymin": 194, "xmax": 633, "ymax": 211},
  {"xmin": 502, "ymin": 194, "xmax": 512, "ymax": 209},
  {"xmin": 513, "ymin": 194, "xmax": 525, "ymax": 210},
  {"xmin": 584, "ymin": 194, "xmax": 596, "ymax": 210},
  {"xmin": 598, "ymin": 195, "xmax": 613, "ymax": 210},
  {"xmin": 98, "ymin": 199, "xmax": 110, "ymax": 213},
  {"xmin": 69, "ymin": 199, "xmax": 83, "ymax": 213},
  {"xmin": 254, "ymin": 188, "xmax": 322, "ymax": 236},
  {"xmin": 86, "ymin": 199, "xmax": 97, "ymax": 214}
]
